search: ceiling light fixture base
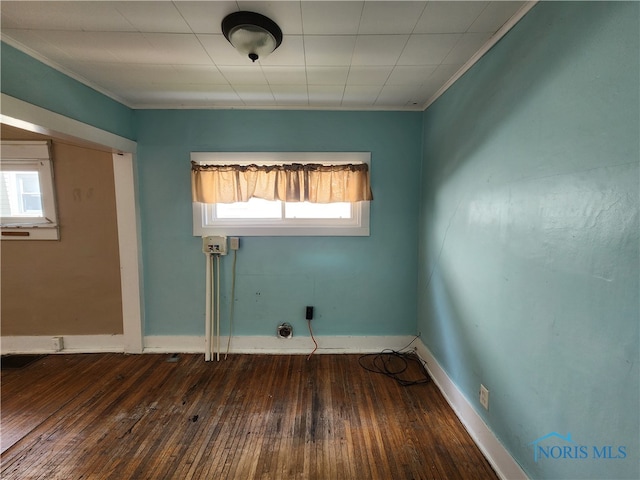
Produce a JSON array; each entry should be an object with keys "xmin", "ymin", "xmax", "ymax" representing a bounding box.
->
[{"xmin": 221, "ymin": 11, "xmax": 283, "ymax": 63}]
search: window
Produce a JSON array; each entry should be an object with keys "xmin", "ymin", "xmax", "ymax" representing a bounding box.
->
[
  {"xmin": 192, "ymin": 152, "xmax": 371, "ymax": 237},
  {"xmin": 1, "ymin": 141, "xmax": 59, "ymax": 240}
]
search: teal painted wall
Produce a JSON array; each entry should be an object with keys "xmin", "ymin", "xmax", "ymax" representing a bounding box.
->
[
  {"xmin": 1, "ymin": 42, "xmax": 135, "ymax": 140},
  {"xmin": 419, "ymin": 2, "xmax": 639, "ymax": 479},
  {"xmin": 135, "ymin": 109, "xmax": 421, "ymax": 337}
]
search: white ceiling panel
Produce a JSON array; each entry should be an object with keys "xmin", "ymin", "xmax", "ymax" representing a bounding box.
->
[
  {"xmin": 194, "ymin": 85, "xmax": 244, "ymax": 105},
  {"xmin": 63, "ymin": 62, "xmax": 173, "ymax": 87},
  {"xmin": 414, "ymin": 2, "xmax": 488, "ymax": 34},
  {"xmin": 165, "ymin": 65, "xmax": 229, "ymax": 85},
  {"xmin": 414, "ymin": 84, "xmax": 440, "ymax": 105},
  {"xmin": 115, "ymin": 2, "xmax": 191, "ymax": 33},
  {"xmin": 1, "ymin": 1, "xmax": 135, "ymax": 32},
  {"xmin": 0, "ymin": 0, "xmax": 532, "ymax": 110},
  {"xmin": 123, "ymin": 84, "xmax": 242, "ymax": 107},
  {"xmin": 271, "ymin": 84, "xmax": 309, "ymax": 104},
  {"xmin": 387, "ymin": 66, "xmax": 438, "ymax": 85},
  {"xmin": 351, "ymin": 35, "xmax": 408, "ymax": 66},
  {"xmin": 114, "ymin": 66, "xmax": 227, "ymax": 88},
  {"xmin": 443, "ymin": 33, "xmax": 493, "ymax": 65},
  {"xmin": 375, "ymin": 84, "xmax": 422, "ymax": 107},
  {"xmin": 174, "ymin": 1, "xmax": 238, "ymax": 34},
  {"xmin": 142, "ymin": 34, "xmax": 211, "ymax": 65},
  {"xmin": 262, "ymin": 66, "xmax": 307, "ymax": 85},
  {"xmin": 234, "ymin": 84, "xmax": 276, "ymax": 105},
  {"xmin": 410, "ymin": 86, "xmax": 437, "ymax": 106},
  {"xmin": 469, "ymin": 2, "xmax": 526, "ymax": 33},
  {"xmin": 308, "ymin": 85, "xmax": 344, "ymax": 105},
  {"xmin": 306, "ymin": 66, "xmax": 350, "ymax": 86},
  {"xmin": 342, "ymin": 85, "xmax": 382, "ymax": 106},
  {"xmin": 1, "ymin": 29, "xmax": 80, "ymax": 63},
  {"xmin": 94, "ymin": 32, "xmax": 168, "ymax": 64},
  {"xmin": 206, "ymin": 86, "xmax": 244, "ymax": 105},
  {"xmin": 346, "ymin": 66, "xmax": 394, "ymax": 86},
  {"xmin": 301, "ymin": 2, "xmax": 363, "ymax": 35},
  {"xmin": 420, "ymin": 63, "xmax": 464, "ymax": 93},
  {"xmin": 398, "ymin": 34, "xmax": 461, "ymax": 66},
  {"xmin": 358, "ymin": 2, "xmax": 426, "ymax": 34},
  {"xmin": 218, "ymin": 66, "xmax": 268, "ymax": 85},
  {"xmin": 35, "ymin": 31, "xmax": 141, "ymax": 63},
  {"xmin": 28, "ymin": 31, "xmax": 200, "ymax": 65},
  {"xmin": 304, "ymin": 36, "xmax": 357, "ymax": 66}
]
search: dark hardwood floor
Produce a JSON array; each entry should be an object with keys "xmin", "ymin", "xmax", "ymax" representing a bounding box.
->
[{"xmin": 1, "ymin": 353, "xmax": 498, "ymax": 479}]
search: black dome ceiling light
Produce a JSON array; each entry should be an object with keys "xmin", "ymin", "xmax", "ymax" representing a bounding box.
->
[{"xmin": 221, "ymin": 11, "xmax": 283, "ymax": 63}]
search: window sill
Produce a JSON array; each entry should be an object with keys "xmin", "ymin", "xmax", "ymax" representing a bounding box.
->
[{"xmin": 193, "ymin": 224, "xmax": 369, "ymax": 237}]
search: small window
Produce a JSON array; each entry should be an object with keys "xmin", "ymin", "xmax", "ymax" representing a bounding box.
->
[
  {"xmin": 1, "ymin": 141, "xmax": 59, "ymax": 240},
  {"xmin": 192, "ymin": 152, "xmax": 371, "ymax": 237}
]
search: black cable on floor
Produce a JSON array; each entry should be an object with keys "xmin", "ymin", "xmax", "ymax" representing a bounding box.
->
[{"xmin": 358, "ymin": 335, "xmax": 430, "ymax": 387}]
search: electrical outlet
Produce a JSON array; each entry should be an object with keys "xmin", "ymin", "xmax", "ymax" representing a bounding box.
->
[
  {"xmin": 479, "ymin": 384, "xmax": 489, "ymax": 410},
  {"xmin": 202, "ymin": 236, "xmax": 227, "ymax": 255},
  {"xmin": 230, "ymin": 237, "xmax": 240, "ymax": 250}
]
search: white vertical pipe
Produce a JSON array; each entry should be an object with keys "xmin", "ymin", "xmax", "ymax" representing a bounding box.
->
[
  {"xmin": 211, "ymin": 255, "xmax": 216, "ymax": 361},
  {"xmin": 216, "ymin": 255, "xmax": 221, "ymax": 361},
  {"xmin": 204, "ymin": 253, "xmax": 212, "ymax": 361}
]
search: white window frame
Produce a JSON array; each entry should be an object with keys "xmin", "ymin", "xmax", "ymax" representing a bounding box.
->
[
  {"xmin": 1, "ymin": 140, "xmax": 59, "ymax": 240},
  {"xmin": 192, "ymin": 152, "xmax": 371, "ymax": 237}
]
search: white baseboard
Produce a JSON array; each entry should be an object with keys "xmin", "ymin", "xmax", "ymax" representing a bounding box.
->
[
  {"xmin": 1, "ymin": 334, "xmax": 124, "ymax": 354},
  {"xmin": 415, "ymin": 340, "xmax": 528, "ymax": 480},
  {"xmin": 143, "ymin": 335, "xmax": 414, "ymax": 355},
  {"xmin": 1, "ymin": 334, "xmax": 413, "ymax": 356}
]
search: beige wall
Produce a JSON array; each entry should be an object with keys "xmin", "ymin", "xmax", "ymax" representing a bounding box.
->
[{"xmin": 1, "ymin": 125, "xmax": 123, "ymax": 336}]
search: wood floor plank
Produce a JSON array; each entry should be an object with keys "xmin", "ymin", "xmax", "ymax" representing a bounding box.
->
[
  {"xmin": 0, "ymin": 354, "xmax": 103, "ymax": 453},
  {"xmin": 1, "ymin": 353, "xmax": 498, "ymax": 479}
]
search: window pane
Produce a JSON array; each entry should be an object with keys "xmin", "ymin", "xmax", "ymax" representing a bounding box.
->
[
  {"xmin": 216, "ymin": 197, "xmax": 282, "ymax": 219},
  {"xmin": 22, "ymin": 193, "xmax": 43, "ymax": 213},
  {"xmin": 18, "ymin": 173, "xmax": 40, "ymax": 193},
  {"xmin": 18, "ymin": 173, "xmax": 43, "ymax": 214},
  {"xmin": 285, "ymin": 202, "xmax": 351, "ymax": 219},
  {"xmin": 1, "ymin": 171, "xmax": 43, "ymax": 217}
]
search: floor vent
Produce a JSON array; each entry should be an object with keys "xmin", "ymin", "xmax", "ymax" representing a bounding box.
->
[{"xmin": 277, "ymin": 323, "xmax": 293, "ymax": 339}]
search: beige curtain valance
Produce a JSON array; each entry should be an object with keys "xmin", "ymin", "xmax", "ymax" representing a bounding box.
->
[{"xmin": 191, "ymin": 162, "xmax": 373, "ymax": 204}]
